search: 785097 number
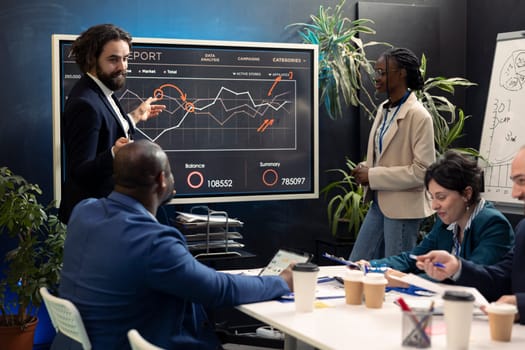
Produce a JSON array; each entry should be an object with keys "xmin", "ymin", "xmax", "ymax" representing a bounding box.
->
[{"xmin": 281, "ymin": 177, "xmax": 306, "ymax": 186}]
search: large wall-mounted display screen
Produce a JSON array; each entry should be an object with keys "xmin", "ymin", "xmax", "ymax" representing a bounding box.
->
[{"xmin": 52, "ymin": 35, "xmax": 318, "ymax": 205}]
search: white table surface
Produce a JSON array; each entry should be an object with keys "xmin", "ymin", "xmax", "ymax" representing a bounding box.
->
[{"xmin": 234, "ymin": 266, "xmax": 525, "ymax": 350}]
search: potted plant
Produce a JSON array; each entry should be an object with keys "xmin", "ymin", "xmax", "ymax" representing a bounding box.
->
[
  {"xmin": 286, "ymin": 0, "xmax": 388, "ymax": 120},
  {"xmin": 0, "ymin": 166, "xmax": 66, "ymax": 350},
  {"xmin": 321, "ymin": 158, "xmax": 370, "ymax": 240},
  {"xmin": 415, "ymin": 53, "xmax": 479, "ymax": 157}
]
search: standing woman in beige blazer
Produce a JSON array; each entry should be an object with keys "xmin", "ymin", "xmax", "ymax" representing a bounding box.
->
[{"xmin": 349, "ymin": 48, "xmax": 435, "ymax": 261}]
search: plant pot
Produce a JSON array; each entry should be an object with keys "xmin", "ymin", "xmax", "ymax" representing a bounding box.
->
[
  {"xmin": 333, "ymin": 218, "xmax": 358, "ymax": 242},
  {"xmin": 0, "ymin": 317, "xmax": 38, "ymax": 350}
]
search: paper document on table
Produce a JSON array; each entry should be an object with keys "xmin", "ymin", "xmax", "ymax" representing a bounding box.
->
[
  {"xmin": 390, "ymin": 273, "xmax": 488, "ymax": 306},
  {"xmin": 281, "ymin": 278, "xmax": 345, "ymax": 301},
  {"xmin": 315, "ymin": 278, "xmax": 346, "ymax": 299}
]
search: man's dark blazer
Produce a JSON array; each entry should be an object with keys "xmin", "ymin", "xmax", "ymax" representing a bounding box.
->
[
  {"xmin": 457, "ymin": 218, "xmax": 525, "ymax": 324},
  {"xmin": 58, "ymin": 74, "xmax": 134, "ymax": 223}
]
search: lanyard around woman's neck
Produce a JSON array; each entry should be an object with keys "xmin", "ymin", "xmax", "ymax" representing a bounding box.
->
[{"xmin": 378, "ymin": 90, "xmax": 411, "ymax": 153}]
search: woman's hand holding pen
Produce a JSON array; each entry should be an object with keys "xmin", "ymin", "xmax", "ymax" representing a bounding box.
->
[
  {"xmin": 414, "ymin": 250, "xmax": 460, "ymax": 281},
  {"xmin": 352, "ymin": 163, "xmax": 369, "ymax": 186}
]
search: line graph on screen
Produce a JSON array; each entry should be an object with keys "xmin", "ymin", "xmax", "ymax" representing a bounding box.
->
[{"xmin": 116, "ymin": 77, "xmax": 297, "ymax": 151}]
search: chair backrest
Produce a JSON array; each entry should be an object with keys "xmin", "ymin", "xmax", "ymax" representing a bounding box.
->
[
  {"xmin": 127, "ymin": 329, "xmax": 165, "ymax": 350},
  {"xmin": 39, "ymin": 287, "xmax": 92, "ymax": 350}
]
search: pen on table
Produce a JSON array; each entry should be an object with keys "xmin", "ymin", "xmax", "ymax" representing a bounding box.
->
[
  {"xmin": 321, "ymin": 252, "xmax": 364, "ymax": 271},
  {"xmin": 409, "ymin": 254, "xmax": 446, "ymax": 269},
  {"xmin": 317, "ymin": 276, "xmax": 334, "ymax": 283},
  {"xmin": 317, "ymin": 276, "xmax": 344, "ymax": 285}
]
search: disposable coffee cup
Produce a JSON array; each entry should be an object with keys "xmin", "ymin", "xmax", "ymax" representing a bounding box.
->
[
  {"xmin": 292, "ymin": 262, "xmax": 319, "ymax": 312},
  {"xmin": 486, "ymin": 302, "xmax": 517, "ymax": 342},
  {"xmin": 343, "ymin": 269, "xmax": 364, "ymax": 305},
  {"xmin": 442, "ymin": 290, "xmax": 475, "ymax": 349},
  {"xmin": 362, "ymin": 272, "xmax": 387, "ymax": 309}
]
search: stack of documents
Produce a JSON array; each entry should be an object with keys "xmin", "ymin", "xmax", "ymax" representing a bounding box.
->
[
  {"xmin": 175, "ymin": 211, "xmax": 244, "ymax": 254},
  {"xmin": 176, "ymin": 211, "xmax": 244, "ymax": 226}
]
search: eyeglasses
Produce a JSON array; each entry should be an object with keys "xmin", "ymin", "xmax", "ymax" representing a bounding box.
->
[{"xmin": 373, "ymin": 68, "xmax": 400, "ymax": 79}]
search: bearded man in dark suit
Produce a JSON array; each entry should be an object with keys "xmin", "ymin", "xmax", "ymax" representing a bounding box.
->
[{"xmin": 59, "ymin": 24, "xmax": 165, "ymax": 223}]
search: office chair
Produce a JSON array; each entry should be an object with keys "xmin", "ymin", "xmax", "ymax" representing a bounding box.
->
[
  {"xmin": 39, "ymin": 287, "xmax": 92, "ymax": 350},
  {"xmin": 127, "ymin": 329, "xmax": 166, "ymax": 350}
]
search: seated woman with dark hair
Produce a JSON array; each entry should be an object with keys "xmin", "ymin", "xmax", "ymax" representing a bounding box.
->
[{"xmin": 357, "ymin": 150, "xmax": 515, "ymax": 286}]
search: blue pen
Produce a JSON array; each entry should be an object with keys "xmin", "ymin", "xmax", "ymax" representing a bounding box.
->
[
  {"xmin": 317, "ymin": 276, "xmax": 335, "ymax": 283},
  {"xmin": 321, "ymin": 252, "xmax": 365, "ymax": 271},
  {"xmin": 317, "ymin": 276, "xmax": 345, "ymax": 285},
  {"xmin": 365, "ymin": 264, "xmax": 388, "ymax": 274},
  {"xmin": 409, "ymin": 254, "xmax": 446, "ymax": 269},
  {"xmin": 433, "ymin": 262, "xmax": 446, "ymax": 268}
]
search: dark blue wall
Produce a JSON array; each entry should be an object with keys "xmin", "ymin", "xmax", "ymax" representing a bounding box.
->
[{"xmin": 0, "ymin": 0, "xmax": 346, "ymax": 203}]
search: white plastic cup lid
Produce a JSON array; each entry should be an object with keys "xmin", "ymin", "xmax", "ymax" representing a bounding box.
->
[
  {"xmin": 485, "ymin": 302, "xmax": 518, "ymax": 315},
  {"xmin": 343, "ymin": 269, "xmax": 364, "ymax": 282},
  {"xmin": 363, "ymin": 272, "xmax": 387, "ymax": 285}
]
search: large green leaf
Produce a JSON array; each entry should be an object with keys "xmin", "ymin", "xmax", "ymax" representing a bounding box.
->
[{"xmin": 286, "ymin": 0, "xmax": 386, "ymax": 120}]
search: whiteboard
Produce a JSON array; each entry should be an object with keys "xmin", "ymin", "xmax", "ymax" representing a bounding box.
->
[{"xmin": 479, "ymin": 30, "xmax": 525, "ymax": 213}]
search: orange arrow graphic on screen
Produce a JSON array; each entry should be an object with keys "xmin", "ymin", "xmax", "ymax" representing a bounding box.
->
[
  {"xmin": 267, "ymin": 75, "xmax": 282, "ymax": 96},
  {"xmin": 257, "ymin": 119, "xmax": 274, "ymax": 132},
  {"xmin": 153, "ymin": 83, "xmax": 187, "ymax": 102}
]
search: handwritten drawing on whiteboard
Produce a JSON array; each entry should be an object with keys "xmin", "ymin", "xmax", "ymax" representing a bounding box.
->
[
  {"xmin": 479, "ymin": 31, "xmax": 525, "ymax": 207},
  {"xmin": 500, "ymin": 50, "xmax": 525, "ymax": 91}
]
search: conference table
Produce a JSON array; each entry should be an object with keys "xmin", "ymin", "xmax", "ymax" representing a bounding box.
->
[{"xmin": 233, "ymin": 266, "xmax": 525, "ymax": 350}]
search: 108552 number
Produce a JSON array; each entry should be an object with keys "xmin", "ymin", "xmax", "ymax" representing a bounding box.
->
[{"xmin": 207, "ymin": 179, "xmax": 233, "ymax": 188}]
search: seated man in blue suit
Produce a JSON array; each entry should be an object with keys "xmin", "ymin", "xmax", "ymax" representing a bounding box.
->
[
  {"xmin": 53, "ymin": 140, "xmax": 293, "ymax": 349},
  {"xmin": 415, "ymin": 145, "xmax": 525, "ymax": 325}
]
